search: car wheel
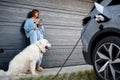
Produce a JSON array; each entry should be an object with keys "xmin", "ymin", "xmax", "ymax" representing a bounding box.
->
[{"xmin": 92, "ymin": 36, "xmax": 120, "ymax": 80}]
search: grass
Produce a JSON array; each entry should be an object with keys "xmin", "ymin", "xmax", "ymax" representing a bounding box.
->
[{"xmin": 19, "ymin": 70, "xmax": 97, "ymax": 80}]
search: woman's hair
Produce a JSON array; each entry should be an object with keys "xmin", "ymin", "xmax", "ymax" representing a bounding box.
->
[{"xmin": 30, "ymin": 9, "xmax": 39, "ymax": 18}]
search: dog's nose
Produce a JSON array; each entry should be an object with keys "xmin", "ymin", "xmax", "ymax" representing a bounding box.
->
[
  {"xmin": 45, "ymin": 44, "xmax": 51, "ymax": 50},
  {"xmin": 45, "ymin": 46, "xmax": 48, "ymax": 49}
]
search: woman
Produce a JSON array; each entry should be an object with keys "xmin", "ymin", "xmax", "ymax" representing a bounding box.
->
[{"xmin": 24, "ymin": 9, "xmax": 44, "ymax": 72}]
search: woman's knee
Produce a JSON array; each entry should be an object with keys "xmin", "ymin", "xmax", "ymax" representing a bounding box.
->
[{"xmin": 29, "ymin": 30, "xmax": 37, "ymax": 36}]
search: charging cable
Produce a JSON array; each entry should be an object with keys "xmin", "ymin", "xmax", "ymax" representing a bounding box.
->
[{"xmin": 51, "ymin": 35, "xmax": 81, "ymax": 80}]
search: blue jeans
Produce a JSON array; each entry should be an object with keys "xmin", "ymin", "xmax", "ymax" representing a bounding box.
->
[
  {"xmin": 29, "ymin": 30, "xmax": 43, "ymax": 44},
  {"xmin": 29, "ymin": 30, "xmax": 44, "ymax": 65}
]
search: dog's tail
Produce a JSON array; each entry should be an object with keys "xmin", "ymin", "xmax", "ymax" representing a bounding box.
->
[
  {"xmin": 0, "ymin": 70, "xmax": 12, "ymax": 76},
  {"xmin": 0, "ymin": 70, "xmax": 7, "ymax": 76}
]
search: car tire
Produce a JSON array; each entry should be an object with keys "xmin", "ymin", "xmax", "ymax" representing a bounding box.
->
[{"xmin": 92, "ymin": 36, "xmax": 120, "ymax": 80}]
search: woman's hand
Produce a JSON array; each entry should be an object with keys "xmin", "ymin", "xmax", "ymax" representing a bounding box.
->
[
  {"xmin": 34, "ymin": 27, "xmax": 39, "ymax": 30},
  {"xmin": 36, "ymin": 21, "xmax": 42, "ymax": 26}
]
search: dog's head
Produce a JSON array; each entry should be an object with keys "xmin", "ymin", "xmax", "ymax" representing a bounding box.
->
[{"xmin": 36, "ymin": 39, "xmax": 51, "ymax": 53}]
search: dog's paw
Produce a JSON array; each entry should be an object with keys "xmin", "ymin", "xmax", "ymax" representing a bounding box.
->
[{"xmin": 32, "ymin": 72, "xmax": 38, "ymax": 75}]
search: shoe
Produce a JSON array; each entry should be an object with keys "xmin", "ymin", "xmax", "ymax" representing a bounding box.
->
[{"xmin": 36, "ymin": 65, "xmax": 43, "ymax": 72}]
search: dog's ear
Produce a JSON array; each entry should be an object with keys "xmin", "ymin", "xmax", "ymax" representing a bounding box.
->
[{"xmin": 39, "ymin": 41, "xmax": 46, "ymax": 53}]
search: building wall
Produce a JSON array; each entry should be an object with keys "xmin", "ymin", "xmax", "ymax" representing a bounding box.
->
[{"xmin": 0, "ymin": 0, "xmax": 94, "ymax": 70}]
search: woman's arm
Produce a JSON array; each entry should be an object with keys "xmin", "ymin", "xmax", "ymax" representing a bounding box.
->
[
  {"xmin": 39, "ymin": 25, "xmax": 45, "ymax": 33},
  {"xmin": 24, "ymin": 20, "xmax": 30, "ymax": 32},
  {"xmin": 24, "ymin": 19, "xmax": 36, "ymax": 32},
  {"xmin": 36, "ymin": 20, "xmax": 45, "ymax": 32}
]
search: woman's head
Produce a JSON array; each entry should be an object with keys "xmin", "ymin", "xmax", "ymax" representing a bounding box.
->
[{"xmin": 31, "ymin": 9, "xmax": 39, "ymax": 18}]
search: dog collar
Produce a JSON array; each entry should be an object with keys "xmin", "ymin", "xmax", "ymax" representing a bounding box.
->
[{"xmin": 35, "ymin": 43, "xmax": 44, "ymax": 53}]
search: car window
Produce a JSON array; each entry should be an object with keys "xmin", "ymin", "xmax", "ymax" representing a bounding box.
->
[{"xmin": 108, "ymin": 0, "xmax": 120, "ymax": 6}]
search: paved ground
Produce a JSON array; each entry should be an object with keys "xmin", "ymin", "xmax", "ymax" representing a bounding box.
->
[{"xmin": 0, "ymin": 65, "xmax": 93, "ymax": 80}]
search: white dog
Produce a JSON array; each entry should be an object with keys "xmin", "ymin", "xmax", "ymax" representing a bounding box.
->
[{"xmin": 0, "ymin": 39, "xmax": 51, "ymax": 76}]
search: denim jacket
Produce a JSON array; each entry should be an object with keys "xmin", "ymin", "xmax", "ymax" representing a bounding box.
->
[{"xmin": 24, "ymin": 18, "xmax": 44, "ymax": 38}]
